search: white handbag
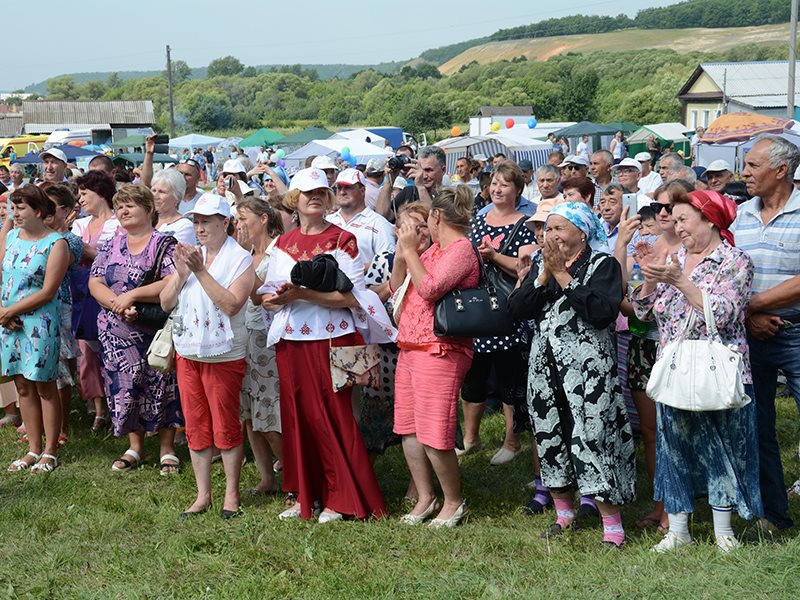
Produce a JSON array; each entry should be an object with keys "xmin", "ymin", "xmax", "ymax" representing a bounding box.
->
[
  {"xmin": 646, "ymin": 290, "xmax": 750, "ymax": 412},
  {"xmin": 146, "ymin": 315, "xmax": 176, "ymax": 373}
]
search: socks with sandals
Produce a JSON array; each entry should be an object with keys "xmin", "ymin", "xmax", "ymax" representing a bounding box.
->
[
  {"xmin": 711, "ymin": 506, "xmax": 734, "ymax": 539},
  {"xmin": 667, "ymin": 511, "xmax": 691, "ymax": 542},
  {"xmin": 554, "ymin": 498, "xmax": 575, "ymax": 529},
  {"xmin": 601, "ymin": 512, "xmax": 625, "ymax": 547}
]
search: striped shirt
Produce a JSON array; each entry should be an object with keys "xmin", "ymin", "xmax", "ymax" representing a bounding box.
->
[{"xmin": 731, "ymin": 187, "xmax": 800, "ymax": 317}]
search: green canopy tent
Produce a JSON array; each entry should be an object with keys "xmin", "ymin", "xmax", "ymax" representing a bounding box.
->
[
  {"xmin": 109, "ymin": 134, "xmax": 148, "ymax": 150},
  {"xmin": 239, "ymin": 128, "xmax": 286, "ymax": 148},
  {"xmin": 552, "ymin": 121, "xmax": 618, "ymax": 157},
  {"xmin": 626, "ymin": 123, "xmax": 692, "ymax": 164},
  {"xmin": 112, "ymin": 152, "xmax": 177, "ymax": 166},
  {"xmin": 604, "ymin": 120, "xmax": 639, "ymax": 135},
  {"xmin": 277, "ymin": 126, "xmax": 334, "ymax": 147}
]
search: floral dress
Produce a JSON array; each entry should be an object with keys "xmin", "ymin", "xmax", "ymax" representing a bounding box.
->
[
  {"xmin": 90, "ymin": 231, "xmax": 183, "ymax": 437},
  {"xmin": 240, "ymin": 248, "xmax": 281, "ymax": 433},
  {"xmin": 359, "ymin": 250, "xmax": 400, "ymax": 454},
  {"xmin": 1, "ymin": 230, "xmax": 63, "ymax": 382},
  {"xmin": 631, "ymin": 242, "xmax": 762, "ymax": 518},
  {"xmin": 508, "ymin": 249, "xmax": 636, "ymax": 505}
]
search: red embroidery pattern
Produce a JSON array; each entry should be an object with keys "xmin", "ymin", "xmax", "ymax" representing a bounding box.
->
[
  {"xmin": 367, "ymin": 305, "xmax": 376, "ymax": 316},
  {"xmin": 312, "ymin": 244, "xmax": 324, "ymax": 256},
  {"xmin": 287, "ymin": 243, "xmax": 299, "ymax": 256},
  {"xmin": 300, "ymin": 323, "xmax": 312, "ymax": 335},
  {"xmin": 339, "ymin": 320, "xmax": 349, "ymax": 330},
  {"xmin": 325, "ymin": 322, "xmax": 335, "ymax": 333},
  {"xmin": 285, "ymin": 325, "xmax": 294, "ymax": 334}
]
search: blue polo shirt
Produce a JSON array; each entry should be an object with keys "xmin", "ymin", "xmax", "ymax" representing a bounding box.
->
[
  {"xmin": 477, "ymin": 196, "xmax": 537, "ymax": 217},
  {"xmin": 731, "ymin": 187, "xmax": 800, "ymax": 318}
]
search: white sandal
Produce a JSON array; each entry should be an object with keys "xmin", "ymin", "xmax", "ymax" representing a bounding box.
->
[
  {"xmin": 111, "ymin": 449, "xmax": 141, "ymax": 472},
  {"xmin": 159, "ymin": 453, "xmax": 180, "ymax": 476},
  {"xmin": 30, "ymin": 453, "xmax": 58, "ymax": 474},
  {"xmin": 8, "ymin": 451, "xmax": 41, "ymax": 472}
]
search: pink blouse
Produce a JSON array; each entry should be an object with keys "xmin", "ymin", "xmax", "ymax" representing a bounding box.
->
[{"xmin": 397, "ymin": 237, "xmax": 480, "ymax": 352}]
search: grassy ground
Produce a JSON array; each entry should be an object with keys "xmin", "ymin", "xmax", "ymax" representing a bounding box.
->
[{"xmin": 1, "ymin": 397, "xmax": 799, "ymax": 599}]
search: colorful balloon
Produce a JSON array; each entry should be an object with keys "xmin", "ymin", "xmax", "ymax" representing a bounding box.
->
[
  {"xmin": 276, "ymin": 159, "xmax": 285, "ymax": 167},
  {"xmin": 505, "ymin": 118, "xmax": 515, "ymax": 129},
  {"xmin": 451, "ymin": 126, "xmax": 461, "ymax": 137},
  {"xmin": 491, "ymin": 122, "xmax": 501, "ymax": 132},
  {"xmin": 527, "ymin": 117, "xmax": 538, "ymax": 129},
  {"xmin": 341, "ymin": 146, "xmax": 350, "ymax": 156},
  {"xmin": 275, "ymin": 149, "xmax": 286, "ymax": 159}
]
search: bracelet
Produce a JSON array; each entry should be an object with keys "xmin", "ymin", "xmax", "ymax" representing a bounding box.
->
[{"xmin": 387, "ymin": 279, "xmax": 395, "ymax": 295}]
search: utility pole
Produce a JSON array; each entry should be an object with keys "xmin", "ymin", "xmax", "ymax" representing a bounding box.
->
[
  {"xmin": 790, "ymin": 0, "xmax": 798, "ymax": 119},
  {"xmin": 166, "ymin": 44, "xmax": 176, "ymax": 138}
]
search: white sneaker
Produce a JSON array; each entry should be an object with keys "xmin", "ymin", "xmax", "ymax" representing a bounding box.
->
[
  {"xmin": 651, "ymin": 531, "xmax": 692, "ymax": 553},
  {"xmin": 715, "ymin": 535, "xmax": 741, "ymax": 553},
  {"xmin": 788, "ymin": 477, "xmax": 800, "ymax": 498}
]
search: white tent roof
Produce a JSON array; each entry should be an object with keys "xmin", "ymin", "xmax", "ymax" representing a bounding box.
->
[
  {"xmin": 169, "ymin": 133, "xmax": 225, "ymax": 149},
  {"xmin": 284, "ymin": 139, "xmax": 391, "ymax": 170},
  {"xmin": 628, "ymin": 123, "xmax": 691, "ymax": 143},
  {"xmin": 332, "ymin": 128, "xmax": 388, "ymax": 147}
]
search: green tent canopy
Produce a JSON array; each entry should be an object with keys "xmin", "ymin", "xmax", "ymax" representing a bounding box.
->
[
  {"xmin": 552, "ymin": 121, "xmax": 618, "ymax": 138},
  {"xmin": 112, "ymin": 152, "xmax": 177, "ymax": 166},
  {"xmin": 109, "ymin": 134, "xmax": 147, "ymax": 149},
  {"xmin": 278, "ymin": 126, "xmax": 334, "ymax": 146},
  {"xmin": 604, "ymin": 120, "xmax": 639, "ymax": 134},
  {"xmin": 239, "ymin": 128, "xmax": 286, "ymax": 148}
]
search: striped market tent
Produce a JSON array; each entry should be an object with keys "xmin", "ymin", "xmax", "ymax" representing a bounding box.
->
[{"xmin": 436, "ymin": 133, "xmax": 552, "ymax": 175}]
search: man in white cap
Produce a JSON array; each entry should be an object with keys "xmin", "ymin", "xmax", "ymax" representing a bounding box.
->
[
  {"xmin": 704, "ymin": 159, "xmax": 734, "ymax": 194},
  {"xmin": 39, "ymin": 148, "xmax": 68, "ymax": 184},
  {"xmin": 558, "ymin": 154, "xmax": 589, "ymax": 179},
  {"xmin": 327, "ymin": 168, "xmax": 395, "ymax": 270},
  {"xmin": 363, "ymin": 158, "xmax": 385, "ymax": 211},
  {"xmin": 634, "ymin": 152, "xmax": 663, "ymax": 198},
  {"xmin": 311, "ymin": 155, "xmax": 339, "ymax": 188},
  {"xmin": 611, "ymin": 157, "xmax": 650, "ymax": 209}
]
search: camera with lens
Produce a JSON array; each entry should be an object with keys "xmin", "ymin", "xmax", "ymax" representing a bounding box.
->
[{"xmin": 388, "ymin": 154, "xmax": 412, "ymax": 171}]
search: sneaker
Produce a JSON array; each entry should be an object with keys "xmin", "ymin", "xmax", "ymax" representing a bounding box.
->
[
  {"xmin": 715, "ymin": 535, "xmax": 741, "ymax": 553},
  {"xmin": 651, "ymin": 531, "xmax": 692, "ymax": 553},
  {"xmin": 788, "ymin": 478, "xmax": 800, "ymax": 498}
]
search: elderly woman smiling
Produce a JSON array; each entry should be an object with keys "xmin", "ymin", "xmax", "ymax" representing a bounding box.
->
[{"xmin": 509, "ymin": 202, "xmax": 636, "ymax": 547}]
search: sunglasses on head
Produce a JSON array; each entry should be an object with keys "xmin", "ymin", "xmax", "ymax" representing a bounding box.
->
[
  {"xmin": 649, "ymin": 202, "xmax": 672, "ymax": 215},
  {"xmin": 179, "ymin": 158, "xmax": 200, "ymax": 169}
]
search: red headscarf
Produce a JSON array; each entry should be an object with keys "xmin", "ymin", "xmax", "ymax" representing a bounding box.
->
[{"xmin": 687, "ymin": 190, "xmax": 738, "ymax": 246}]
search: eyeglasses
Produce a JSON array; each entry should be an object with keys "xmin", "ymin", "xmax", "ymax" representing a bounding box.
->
[
  {"xmin": 649, "ymin": 202, "xmax": 672, "ymax": 215},
  {"xmin": 179, "ymin": 158, "xmax": 200, "ymax": 169}
]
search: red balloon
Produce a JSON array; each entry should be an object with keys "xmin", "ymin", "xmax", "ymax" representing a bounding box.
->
[{"xmin": 505, "ymin": 118, "xmax": 515, "ymax": 129}]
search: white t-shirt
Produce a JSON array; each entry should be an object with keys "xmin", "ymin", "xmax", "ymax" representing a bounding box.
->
[
  {"xmin": 157, "ymin": 217, "xmax": 197, "ymax": 245},
  {"xmin": 576, "ymin": 141, "xmax": 590, "ymax": 161},
  {"xmin": 638, "ymin": 171, "xmax": 663, "ymax": 197},
  {"xmin": 326, "ymin": 206, "xmax": 396, "ymax": 268},
  {"xmin": 178, "ymin": 189, "xmax": 204, "ymax": 215}
]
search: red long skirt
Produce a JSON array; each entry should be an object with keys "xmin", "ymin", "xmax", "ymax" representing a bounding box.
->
[{"xmin": 276, "ymin": 335, "xmax": 386, "ymax": 520}]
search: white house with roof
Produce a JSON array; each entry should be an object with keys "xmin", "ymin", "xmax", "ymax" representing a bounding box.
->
[{"xmin": 677, "ymin": 61, "xmax": 800, "ymax": 127}]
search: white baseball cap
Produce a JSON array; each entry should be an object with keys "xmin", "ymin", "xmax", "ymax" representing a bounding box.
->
[
  {"xmin": 311, "ymin": 155, "xmax": 339, "ymax": 171},
  {"xmin": 634, "ymin": 152, "xmax": 652, "ymax": 162},
  {"xmin": 473, "ymin": 153, "xmax": 488, "ymax": 162},
  {"xmin": 392, "ymin": 176, "xmax": 408, "ymax": 189},
  {"xmin": 289, "ymin": 168, "xmax": 331, "ymax": 192},
  {"xmin": 334, "ymin": 168, "xmax": 366, "ymax": 187},
  {"xmin": 611, "ymin": 157, "xmax": 643, "ymax": 173},
  {"xmin": 185, "ymin": 192, "xmax": 231, "ymax": 218},
  {"xmin": 558, "ymin": 154, "xmax": 590, "ymax": 168},
  {"xmin": 39, "ymin": 148, "xmax": 68, "ymax": 164},
  {"xmin": 365, "ymin": 158, "xmax": 385, "ymax": 174},
  {"xmin": 704, "ymin": 159, "xmax": 733, "ymax": 174},
  {"xmin": 222, "ymin": 159, "xmax": 246, "ymax": 175}
]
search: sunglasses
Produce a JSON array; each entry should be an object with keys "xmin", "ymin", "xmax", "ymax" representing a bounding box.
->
[
  {"xmin": 649, "ymin": 202, "xmax": 672, "ymax": 215},
  {"xmin": 179, "ymin": 158, "xmax": 200, "ymax": 169},
  {"xmin": 563, "ymin": 165, "xmax": 583, "ymax": 171}
]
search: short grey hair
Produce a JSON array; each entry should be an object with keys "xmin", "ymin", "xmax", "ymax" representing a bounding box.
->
[
  {"xmin": 418, "ymin": 145, "xmax": 446, "ymax": 169},
  {"xmin": 660, "ymin": 152, "xmax": 684, "ymax": 172},
  {"xmin": 666, "ymin": 165, "xmax": 697, "ymax": 185},
  {"xmin": 751, "ymin": 134, "xmax": 800, "ymax": 182},
  {"xmin": 152, "ymin": 168, "xmax": 186, "ymax": 201},
  {"xmin": 592, "ymin": 149, "xmax": 613, "ymax": 166},
  {"xmin": 9, "ymin": 163, "xmax": 23, "ymax": 174},
  {"xmin": 536, "ymin": 164, "xmax": 561, "ymax": 182}
]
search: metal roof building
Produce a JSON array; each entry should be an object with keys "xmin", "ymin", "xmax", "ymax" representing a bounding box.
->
[
  {"xmin": 677, "ymin": 61, "xmax": 800, "ymax": 126},
  {"xmin": 21, "ymin": 100, "xmax": 154, "ymax": 134}
]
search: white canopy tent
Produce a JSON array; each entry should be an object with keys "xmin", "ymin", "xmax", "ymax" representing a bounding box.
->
[
  {"xmin": 332, "ymin": 128, "xmax": 388, "ymax": 147},
  {"xmin": 436, "ymin": 133, "xmax": 552, "ymax": 175},
  {"xmin": 283, "ymin": 139, "xmax": 392, "ymax": 171},
  {"xmin": 169, "ymin": 133, "xmax": 225, "ymax": 150}
]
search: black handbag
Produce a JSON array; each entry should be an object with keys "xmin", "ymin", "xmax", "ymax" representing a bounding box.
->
[
  {"xmin": 433, "ymin": 243, "xmax": 515, "ymax": 338},
  {"xmin": 290, "ymin": 253, "xmax": 353, "ymax": 293},
  {"xmin": 483, "ymin": 216, "xmax": 527, "ymax": 300},
  {"xmin": 134, "ymin": 235, "xmax": 177, "ymax": 328}
]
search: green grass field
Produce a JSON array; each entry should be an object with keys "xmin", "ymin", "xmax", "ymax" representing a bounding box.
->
[{"xmin": 1, "ymin": 397, "xmax": 799, "ymax": 599}]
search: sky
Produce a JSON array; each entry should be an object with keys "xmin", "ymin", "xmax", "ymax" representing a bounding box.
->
[{"xmin": 4, "ymin": 0, "xmax": 679, "ymax": 90}]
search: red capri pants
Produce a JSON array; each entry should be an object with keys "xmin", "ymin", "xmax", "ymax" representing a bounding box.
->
[
  {"xmin": 176, "ymin": 355, "xmax": 246, "ymax": 451},
  {"xmin": 394, "ymin": 347, "xmax": 473, "ymax": 450}
]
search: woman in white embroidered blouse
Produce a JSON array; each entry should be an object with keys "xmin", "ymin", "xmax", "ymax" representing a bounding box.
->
[
  {"xmin": 261, "ymin": 168, "xmax": 395, "ymax": 523},
  {"xmin": 160, "ymin": 192, "xmax": 255, "ymax": 519}
]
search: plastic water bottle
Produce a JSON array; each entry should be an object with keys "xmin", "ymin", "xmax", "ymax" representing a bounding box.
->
[{"xmin": 627, "ymin": 265, "xmax": 648, "ymax": 337}]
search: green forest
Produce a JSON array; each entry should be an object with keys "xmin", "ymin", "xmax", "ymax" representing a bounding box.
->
[{"xmin": 5, "ymin": 0, "xmax": 793, "ymax": 140}]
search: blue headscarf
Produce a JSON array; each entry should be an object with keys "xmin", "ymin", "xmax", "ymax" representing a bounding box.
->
[{"xmin": 546, "ymin": 202, "xmax": 608, "ymax": 252}]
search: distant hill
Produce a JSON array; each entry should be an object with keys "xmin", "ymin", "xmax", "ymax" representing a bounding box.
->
[
  {"xmin": 439, "ymin": 23, "xmax": 791, "ymax": 75},
  {"xmin": 23, "ymin": 62, "xmax": 406, "ymax": 93}
]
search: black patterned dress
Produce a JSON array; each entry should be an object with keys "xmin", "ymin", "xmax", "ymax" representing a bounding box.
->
[{"xmin": 508, "ymin": 249, "xmax": 636, "ymax": 505}]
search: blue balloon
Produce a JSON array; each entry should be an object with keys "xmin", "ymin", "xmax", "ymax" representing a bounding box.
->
[
  {"xmin": 348, "ymin": 156, "xmax": 357, "ymax": 167},
  {"xmin": 341, "ymin": 151, "xmax": 351, "ymax": 161},
  {"xmin": 527, "ymin": 117, "xmax": 538, "ymax": 129}
]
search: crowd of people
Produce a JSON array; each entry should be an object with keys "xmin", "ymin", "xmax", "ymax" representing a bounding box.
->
[{"xmin": 1, "ymin": 131, "xmax": 799, "ymax": 552}]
